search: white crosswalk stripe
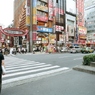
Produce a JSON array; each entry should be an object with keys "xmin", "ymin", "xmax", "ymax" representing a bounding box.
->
[{"xmin": 2, "ymin": 56, "xmax": 70, "ymax": 88}]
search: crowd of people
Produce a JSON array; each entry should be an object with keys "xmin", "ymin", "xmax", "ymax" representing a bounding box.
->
[{"xmin": 0, "ymin": 47, "xmax": 27, "ymax": 56}]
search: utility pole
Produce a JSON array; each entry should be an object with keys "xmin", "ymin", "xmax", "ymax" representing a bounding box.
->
[
  {"xmin": 28, "ymin": 0, "xmax": 33, "ymax": 52},
  {"xmin": 26, "ymin": 0, "xmax": 33, "ymax": 52}
]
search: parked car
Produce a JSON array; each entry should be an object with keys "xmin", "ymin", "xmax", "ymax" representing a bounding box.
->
[
  {"xmin": 60, "ymin": 47, "xmax": 68, "ymax": 53},
  {"xmin": 81, "ymin": 47, "xmax": 94, "ymax": 53},
  {"xmin": 68, "ymin": 46, "xmax": 81, "ymax": 53}
]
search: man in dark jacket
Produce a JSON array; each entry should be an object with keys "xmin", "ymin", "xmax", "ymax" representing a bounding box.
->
[{"xmin": 0, "ymin": 52, "xmax": 5, "ymax": 93}]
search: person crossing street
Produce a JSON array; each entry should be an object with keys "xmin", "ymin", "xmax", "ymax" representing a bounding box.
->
[{"xmin": 0, "ymin": 51, "xmax": 5, "ymax": 93}]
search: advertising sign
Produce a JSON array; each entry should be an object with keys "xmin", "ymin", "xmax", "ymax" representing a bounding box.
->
[
  {"xmin": 37, "ymin": 6, "xmax": 48, "ymax": 12},
  {"xmin": 79, "ymin": 34, "xmax": 86, "ymax": 39},
  {"xmin": 66, "ymin": 0, "xmax": 76, "ymax": 14},
  {"xmin": 48, "ymin": 0, "xmax": 53, "ymax": 20},
  {"xmin": 54, "ymin": 8, "xmax": 64, "ymax": 15},
  {"xmin": 59, "ymin": 34, "xmax": 64, "ymax": 41},
  {"xmin": 26, "ymin": 0, "xmax": 30, "ymax": 26},
  {"xmin": 37, "ymin": 15, "xmax": 48, "ymax": 22},
  {"xmin": 32, "ymin": 32, "xmax": 37, "ymax": 41},
  {"xmin": 55, "ymin": 25, "xmax": 64, "ymax": 32},
  {"xmin": 67, "ymin": 25, "xmax": 74, "ymax": 36},
  {"xmin": 26, "ymin": 16, "xmax": 30, "ymax": 25},
  {"xmin": 33, "ymin": 0, "xmax": 37, "ymax": 24},
  {"xmin": 37, "ymin": 26, "xmax": 53, "ymax": 33},
  {"xmin": 49, "ymin": 34, "xmax": 56, "ymax": 43},
  {"xmin": 78, "ymin": 26, "xmax": 87, "ymax": 34}
]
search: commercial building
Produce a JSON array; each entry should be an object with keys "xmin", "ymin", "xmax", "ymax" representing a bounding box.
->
[
  {"xmin": 84, "ymin": 0, "xmax": 95, "ymax": 44},
  {"xmin": 14, "ymin": 0, "xmax": 64, "ymax": 51},
  {"xmin": 65, "ymin": 0, "xmax": 77, "ymax": 44}
]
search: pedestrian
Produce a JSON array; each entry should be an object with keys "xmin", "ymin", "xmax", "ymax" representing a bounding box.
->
[
  {"xmin": 5, "ymin": 47, "xmax": 9, "ymax": 56},
  {"xmin": 0, "ymin": 51, "xmax": 5, "ymax": 93},
  {"xmin": 0, "ymin": 48, "xmax": 2, "ymax": 54}
]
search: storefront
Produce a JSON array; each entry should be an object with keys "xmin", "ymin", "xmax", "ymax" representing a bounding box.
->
[
  {"xmin": 78, "ymin": 26, "xmax": 87, "ymax": 45},
  {"xmin": 0, "ymin": 26, "xmax": 28, "ymax": 48}
]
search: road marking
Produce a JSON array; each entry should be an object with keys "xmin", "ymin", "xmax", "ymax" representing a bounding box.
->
[
  {"xmin": 3, "ymin": 56, "xmax": 70, "ymax": 89},
  {"xmin": 73, "ymin": 58, "xmax": 83, "ymax": 60},
  {"xmin": 2, "ymin": 67, "xmax": 69, "ymax": 85}
]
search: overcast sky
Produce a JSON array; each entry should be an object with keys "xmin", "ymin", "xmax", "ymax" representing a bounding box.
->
[{"xmin": 0, "ymin": 0, "xmax": 14, "ymax": 28}]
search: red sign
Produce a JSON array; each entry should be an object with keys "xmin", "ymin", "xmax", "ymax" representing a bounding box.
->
[
  {"xmin": 32, "ymin": 32, "xmax": 37, "ymax": 41},
  {"xmin": 55, "ymin": 25, "xmax": 64, "ymax": 31},
  {"xmin": 48, "ymin": 0, "xmax": 53, "ymax": 8},
  {"xmin": 37, "ymin": 15, "xmax": 48, "ymax": 22},
  {"xmin": 54, "ymin": 8, "xmax": 64, "ymax": 15}
]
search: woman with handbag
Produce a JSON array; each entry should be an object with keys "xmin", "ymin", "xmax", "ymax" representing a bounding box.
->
[{"xmin": 0, "ymin": 52, "xmax": 5, "ymax": 93}]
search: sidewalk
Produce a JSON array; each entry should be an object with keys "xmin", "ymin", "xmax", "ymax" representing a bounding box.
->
[{"xmin": 73, "ymin": 65, "xmax": 95, "ymax": 74}]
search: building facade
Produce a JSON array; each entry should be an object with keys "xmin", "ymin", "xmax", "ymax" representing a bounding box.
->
[
  {"xmin": 85, "ymin": 0, "xmax": 95, "ymax": 44},
  {"xmin": 65, "ymin": 0, "xmax": 76, "ymax": 44},
  {"xmin": 14, "ymin": 0, "xmax": 65, "ymax": 51}
]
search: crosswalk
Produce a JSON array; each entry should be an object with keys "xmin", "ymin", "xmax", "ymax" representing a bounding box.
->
[{"xmin": 2, "ymin": 56, "xmax": 70, "ymax": 88}]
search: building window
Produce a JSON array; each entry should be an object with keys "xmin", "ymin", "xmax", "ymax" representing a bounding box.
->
[{"xmin": 56, "ymin": 0, "xmax": 58, "ymax": 3}]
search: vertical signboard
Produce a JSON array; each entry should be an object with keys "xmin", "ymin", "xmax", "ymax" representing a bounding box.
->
[
  {"xmin": 33, "ymin": 0, "xmax": 37, "ymax": 24},
  {"xmin": 26, "ymin": 0, "xmax": 30, "ymax": 26},
  {"xmin": 48, "ymin": 0, "xmax": 54, "ymax": 20}
]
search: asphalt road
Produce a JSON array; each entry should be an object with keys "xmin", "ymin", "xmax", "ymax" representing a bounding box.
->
[
  {"xmin": 1, "ymin": 52, "xmax": 95, "ymax": 95},
  {"xmin": 13, "ymin": 52, "xmax": 93, "ymax": 68}
]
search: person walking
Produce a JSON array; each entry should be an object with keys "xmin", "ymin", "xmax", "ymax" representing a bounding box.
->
[{"xmin": 0, "ymin": 52, "xmax": 5, "ymax": 93}]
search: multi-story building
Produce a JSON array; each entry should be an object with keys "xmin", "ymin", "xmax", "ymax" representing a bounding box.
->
[
  {"xmin": 76, "ymin": 0, "xmax": 87, "ymax": 45},
  {"xmin": 65, "ymin": 0, "xmax": 77, "ymax": 44},
  {"xmin": 14, "ymin": 0, "xmax": 64, "ymax": 51},
  {"xmin": 85, "ymin": 0, "xmax": 95, "ymax": 44}
]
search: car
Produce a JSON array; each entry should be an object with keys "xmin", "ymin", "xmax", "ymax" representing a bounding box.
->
[
  {"xmin": 60, "ymin": 47, "xmax": 68, "ymax": 53},
  {"xmin": 81, "ymin": 47, "xmax": 94, "ymax": 53},
  {"xmin": 69, "ymin": 46, "xmax": 81, "ymax": 53}
]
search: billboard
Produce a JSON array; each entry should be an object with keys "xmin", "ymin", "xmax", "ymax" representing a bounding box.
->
[
  {"xmin": 55, "ymin": 25, "xmax": 64, "ymax": 32},
  {"xmin": 66, "ymin": 0, "xmax": 76, "ymax": 14},
  {"xmin": 26, "ymin": 0, "xmax": 30, "ymax": 26},
  {"xmin": 78, "ymin": 26, "xmax": 87, "ymax": 34},
  {"xmin": 33, "ymin": 0, "xmax": 37, "ymax": 24},
  {"xmin": 37, "ymin": 15, "xmax": 48, "ymax": 22},
  {"xmin": 37, "ymin": 26, "xmax": 53, "ymax": 33}
]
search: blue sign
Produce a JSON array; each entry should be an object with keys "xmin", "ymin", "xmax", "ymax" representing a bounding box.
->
[{"xmin": 37, "ymin": 26, "xmax": 53, "ymax": 33}]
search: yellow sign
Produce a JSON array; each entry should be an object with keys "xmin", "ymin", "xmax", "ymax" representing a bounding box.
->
[
  {"xmin": 33, "ymin": 16, "xmax": 37, "ymax": 24},
  {"xmin": 26, "ymin": 16, "xmax": 30, "ymax": 25}
]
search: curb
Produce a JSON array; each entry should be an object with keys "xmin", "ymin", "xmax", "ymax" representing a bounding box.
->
[{"xmin": 73, "ymin": 65, "xmax": 95, "ymax": 74}]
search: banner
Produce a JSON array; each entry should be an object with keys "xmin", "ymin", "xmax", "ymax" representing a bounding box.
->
[
  {"xmin": 37, "ymin": 15, "xmax": 48, "ymax": 22},
  {"xmin": 26, "ymin": 0, "xmax": 30, "ymax": 26},
  {"xmin": 33, "ymin": 0, "xmax": 37, "ymax": 24},
  {"xmin": 48, "ymin": 0, "xmax": 54, "ymax": 20},
  {"xmin": 37, "ymin": 26, "xmax": 53, "ymax": 33}
]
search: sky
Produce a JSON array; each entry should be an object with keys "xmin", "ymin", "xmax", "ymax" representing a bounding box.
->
[{"xmin": 0, "ymin": 0, "xmax": 14, "ymax": 28}]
